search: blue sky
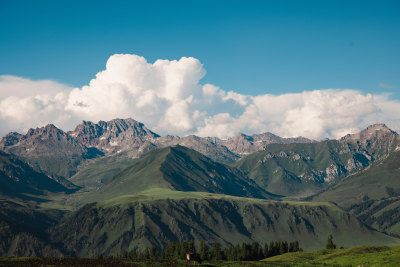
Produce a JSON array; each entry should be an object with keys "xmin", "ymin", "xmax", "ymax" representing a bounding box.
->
[
  {"xmin": 1, "ymin": 0, "xmax": 399, "ymax": 96},
  {"xmin": 0, "ymin": 0, "xmax": 400, "ymax": 139}
]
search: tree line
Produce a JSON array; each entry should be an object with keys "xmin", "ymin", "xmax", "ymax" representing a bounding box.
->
[{"xmin": 115, "ymin": 240, "xmax": 302, "ymax": 261}]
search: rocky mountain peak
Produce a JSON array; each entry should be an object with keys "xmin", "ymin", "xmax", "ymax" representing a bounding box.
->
[
  {"xmin": 69, "ymin": 118, "xmax": 160, "ymax": 153},
  {"xmin": 1, "ymin": 124, "xmax": 83, "ymax": 153},
  {"xmin": 0, "ymin": 132, "xmax": 23, "ymax": 148},
  {"xmin": 340, "ymin": 124, "xmax": 399, "ymax": 161},
  {"xmin": 218, "ymin": 132, "xmax": 314, "ymax": 156},
  {"xmin": 341, "ymin": 124, "xmax": 397, "ymax": 142},
  {"xmin": 26, "ymin": 124, "xmax": 68, "ymax": 140},
  {"xmin": 362, "ymin": 123, "xmax": 396, "ymax": 135}
]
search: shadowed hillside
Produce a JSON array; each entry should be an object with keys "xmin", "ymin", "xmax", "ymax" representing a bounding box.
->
[
  {"xmin": 0, "ymin": 151, "xmax": 77, "ymax": 200},
  {"xmin": 51, "ymin": 190, "xmax": 400, "ymax": 257}
]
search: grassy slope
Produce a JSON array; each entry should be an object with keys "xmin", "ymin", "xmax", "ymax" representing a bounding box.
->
[
  {"xmin": 79, "ymin": 146, "xmax": 272, "ymax": 204},
  {"xmin": 233, "ymin": 141, "xmax": 352, "ymax": 197},
  {"xmin": 50, "ymin": 188, "xmax": 400, "ymax": 257},
  {"xmin": 0, "ymin": 151, "xmax": 75, "ymax": 200},
  {"xmin": 311, "ymin": 150, "xmax": 400, "ymax": 236},
  {"xmin": 263, "ymin": 246, "xmax": 400, "ymax": 267},
  {"xmin": 0, "ymin": 199, "xmax": 65, "ymax": 257},
  {"xmin": 69, "ymin": 152, "xmax": 136, "ymax": 189},
  {"xmin": 312, "ymin": 150, "xmax": 400, "ymax": 208}
]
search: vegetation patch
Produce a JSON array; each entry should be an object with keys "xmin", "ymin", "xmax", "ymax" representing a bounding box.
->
[{"xmin": 263, "ymin": 245, "xmax": 400, "ymax": 266}]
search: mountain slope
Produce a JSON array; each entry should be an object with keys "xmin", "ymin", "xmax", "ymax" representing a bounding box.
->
[
  {"xmin": 0, "ymin": 150, "xmax": 76, "ymax": 200},
  {"xmin": 0, "ymin": 118, "xmax": 319, "ymax": 180},
  {"xmin": 0, "ymin": 199, "xmax": 65, "ymax": 257},
  {"xmin": 0, "ymin": 124, "xmax": 103, "ymax": 179},
  {"xmin": 51, "ymin": 191, "xmax": 400, "ymax": 257},
  {"xmin": 69, "ymin": 153, "xmax": 136, "ymax": 189},
  {"xmin": 233, "ymin": 124, "xmax": 399, "ymax": 197},
  {"xmin": 82, "ymin": 146, "xmax": 273, "ymax": 203},
  {"xmin": 218, "ymin": 132, "xmax": 314, "ymax": 156},
  {"xmin": 311, "ymin": 149, "xmax": 400, "ymax": 236},
  {"xmin": 311, "ymin": 150, "xmax": 400, "ymax": 207},
  {"xmin": 154, "ymin": 135, "xmax": 240, "ymax": 164},
  {"xmin": 233, "ymin": 140, "xmax": 355, "ymax": 197}
]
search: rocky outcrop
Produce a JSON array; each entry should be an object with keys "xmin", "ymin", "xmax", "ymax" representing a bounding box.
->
[
  {"xmin": 0, "ymin": 124, "xmax": 102, "ymax": 179},
  {"xmin": 69, "ymin": 118, "xmax": 160, "ymax": 153},
  {"xmin": 217, "ymin": 132, "xmax": 314, "ymax": 156},
  {"xmin": 340, "ymin": 124, "xmax": 399, "ymax": 161}
]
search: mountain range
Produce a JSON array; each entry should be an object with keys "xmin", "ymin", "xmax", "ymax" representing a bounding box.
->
[
  {"xmin": 0, "ymin": 118, "xmax": 314, "ymax": 181},
  {"xmin": 0, "ymin": 118, "xmax": 399, "ymax": 257}
]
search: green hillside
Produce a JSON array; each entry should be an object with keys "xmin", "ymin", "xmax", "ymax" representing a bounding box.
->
[
  {"xmin": 263, "ymin": 246, "xmax": 400, "ymax": 267},
  {"xmin": 51, "ymin": 189, "xmax": 400, "ymax": 257},
  {"xmin": 311, "ymin": 150, "xmax": 400, "ymax": 236},
  {"xmin": 312, "ymin": 150, "xmax": 400, "ymax": 207},
  {"xmin": 69, "ymin": 152, "xmax": 135, "ymax": 189},
  {"xmin": 81, "ymin": 146, "xmax": 273, "ymax": 203},
  {"xmin": 0, "ymin": 199, "xmax": 64, "ymax": 257},
  {"xmin": 2, "ymin": 125, "xmax": 399, "ymax": 259},
  {"xmin": 233, "ymin": 125, "xmax": 399, "ymax": 198},
  {"xmin": 233, "ymin": 141, "xmax": 355, "ymax": 197},
  {"xmin": 0, "ymin": 151, "xmax": 76, "ymax": 200}
]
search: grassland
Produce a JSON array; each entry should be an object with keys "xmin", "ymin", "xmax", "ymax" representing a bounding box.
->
[
  {"xmin": 263, "ymin": 245, "xmax": 400, "ymax": 266},
  {"xmin": 1, "ymin": 246, "xmax": 399, "ymax": 266}
]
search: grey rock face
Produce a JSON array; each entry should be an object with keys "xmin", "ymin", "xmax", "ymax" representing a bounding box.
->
[
  {"xmin": 0, "ymin": 124, "xmax": 101, "ymax": 179},
  {"xmin": 217, "ymin": 132, "xmax": 314, "ymax": 156},
  {"xmin": 69, "ymin": 118, "xmax": 160, "ymax": 153},
  {"xmin": 340, "ymin": 123, "xmax": 399, "ymax": 161}
]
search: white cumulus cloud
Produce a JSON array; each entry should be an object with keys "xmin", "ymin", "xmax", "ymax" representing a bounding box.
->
[{"xmin": 1, "ymin": 54, "xmax": 400, "ymax": 140}]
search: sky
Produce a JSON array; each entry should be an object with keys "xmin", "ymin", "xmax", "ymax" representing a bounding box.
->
[{"xmin": 0, "ymin": 0, "xmax": 400, "ymax": 139}]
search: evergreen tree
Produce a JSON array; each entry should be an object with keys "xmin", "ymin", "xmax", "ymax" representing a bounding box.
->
[
  {"xmin": 251, "ymin": 242, "xmax": 262, "ymax": 260},
  {"xmin": 289, "ymin": 242, "xmax": 294, "ymax": 252},
  {"xmin": 174, "ymin": 243, "xmax": 181, "ymax": 259},
  {"xmin": 263, "ymin": 243, "xmax": 269, "ymax": 258},
  {"xmin": 241, "ymin": 243, "xmax": 251, "ymax": 260},
  {"xmin": 188, "ymin": 240, "xmax": 196, "ymax": 253},
  {"xmin": 293, "ymin": 241, "xmax": 300, "ymax": 252},
  {"xmin": 122, "ymin": 250, "xmax": 128, "ymax": 259},
  {"xmin": 282, "ymin": 241, "xmax": 288, "ymax": 253},
  {"xmin": 326, "ymin": 234, "xmax": 337, "ymax": 249},
  {"xmin": 199, "ymin": 241, "xmax": 209, "ymax": 260},
  {"xmin": 209, "ymin": 242, "xmax": 224, "ymax": 260},
  {"xmin": 129, "ymin": 248, "xmax": 138, "ymax": 259},
  {"xmin": 269, "ymin": 241, "xmax": 279, "ymax": 257},
  {"xmin": 180, "ymin": 241, "xmax": 188, "ymax": 259},
  {"xmin": 142, "ymin": 248, "xmax": 150, "ymax": 259},
  {"xmin": 150, "ymin": 246, "xmax": 158, "ymax": 259}
]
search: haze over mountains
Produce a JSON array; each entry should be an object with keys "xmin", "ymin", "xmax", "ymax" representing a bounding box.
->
[{"xmin": 0, "ymin": 118, "xmax": 399, "ymax": 257}]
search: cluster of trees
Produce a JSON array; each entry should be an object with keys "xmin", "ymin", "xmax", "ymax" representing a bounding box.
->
[
  {"xmin": 161, "ymin": 240, "xmax": 301, "ymax": 261},
  {"xmin": 104, "ymin": 236, "xmax": 343, "ymax": 260},
  {"xmin": 114, "ymin": 240, "xmax": 301, "ymax": 261}
]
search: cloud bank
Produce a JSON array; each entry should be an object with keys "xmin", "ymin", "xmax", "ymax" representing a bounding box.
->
[{"xmin": 1, "ymin": 54, "xmax": 400, "ymax": 140}]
